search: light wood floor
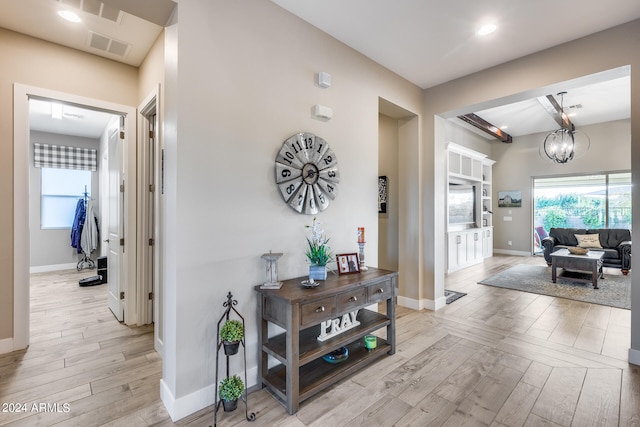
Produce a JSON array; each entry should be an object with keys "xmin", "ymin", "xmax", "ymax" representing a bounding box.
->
[{"xmin": 1, "ymin": 255, "xmax": 639, "ymax": 426}]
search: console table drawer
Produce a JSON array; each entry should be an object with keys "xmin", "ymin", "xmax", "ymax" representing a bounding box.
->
[
  {"xmin": 300, "ymin": 296, "xmax": 336, "ymax": 328},
  {"xmin": 337, "ymin": 288, "xmax": 366, "ymax": 313},
  {"xmin": 367, "ymin": 281, "xmax": 393, "ymax": 303}
]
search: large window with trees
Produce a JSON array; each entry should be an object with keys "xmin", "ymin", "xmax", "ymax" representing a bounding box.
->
[{"xmin": 533, "ymin": 172, "xmax": 631, "ymax": 253}]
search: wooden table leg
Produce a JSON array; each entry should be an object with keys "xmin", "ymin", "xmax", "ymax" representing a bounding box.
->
[
  {"xmin": 552, "ymin": 258, "xmax": 557, "ymax": 283},
  {"xmin": 592, "ymin": 261, "xmax": 599, "ymax": 289},
  {"xmin": 285, "ymin": 304, "xmax": 300, "ymax": 415}
]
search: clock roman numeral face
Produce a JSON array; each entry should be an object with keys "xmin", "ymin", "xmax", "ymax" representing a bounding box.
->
[{"xmin": 275, "ymin": 132, "xmax": 340, "ymax": 214}]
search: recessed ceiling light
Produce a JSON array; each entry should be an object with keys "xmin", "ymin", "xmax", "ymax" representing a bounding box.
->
[
  {"xmin": 477, "ymin": 23, "xmax": 497, "ymax": 36},
  {"xmin": 58, "ymin": 10, "xmax": 82, "ymax": 23}
]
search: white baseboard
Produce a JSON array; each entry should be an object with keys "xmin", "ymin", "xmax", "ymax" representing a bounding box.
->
[
  {"xmin": 629, "ymin": 348, "xmax": 640, "ymax": 366},
  {"xmin": 397, "ymin": 295, "xmax": 446, "ymax": 311},
  {"xmin": 0, "ymin": 338, "xmax": 14, "ymax": 355},
  {"xmin": 493, "ymin": 249, "xmax": 531, "ymax": 257},
  {"xmin": 161, "ymin": 366, "xmax": 258, "ymax": 421},
  {"xmin": 30, "ymin": 263, "xmax": 78, "ymax": 273}
]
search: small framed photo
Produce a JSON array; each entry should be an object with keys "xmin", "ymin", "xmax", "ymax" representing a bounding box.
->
[{"xmin": 336, "ymin": 253, "xmax": 360, "ymax": 275}]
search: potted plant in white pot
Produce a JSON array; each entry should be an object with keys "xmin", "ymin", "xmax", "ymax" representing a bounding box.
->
[
  {"xmin": 219, "ymin": 374, "xmax": 244, "ymax": 412},
  {"xmin": 305, "ymin": 217, "xmax": 332, "ymax": 280},
  {"xmin": 220, "ymin": 319, "xmax": 244, "ymax": 356}
]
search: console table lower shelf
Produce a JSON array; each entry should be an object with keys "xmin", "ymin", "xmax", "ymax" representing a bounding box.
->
[
  {"xmin": 263, "ymin": 310, "xmax": 390, "ymax": 405},
  {"xmin": 265, "ymin": 338, "xmax": 389, "ymax": 403}
]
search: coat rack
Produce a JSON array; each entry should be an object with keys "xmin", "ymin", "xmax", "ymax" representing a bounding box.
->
[
  {"xmin": 211, "ymin": 292, "xmax": 256, "ymax": 426},
  {"xmin": 73, "ymin": 185, "xmax": 95, "ymax": 271}
]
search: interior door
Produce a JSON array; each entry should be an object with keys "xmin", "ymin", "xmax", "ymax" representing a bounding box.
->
[{"xmin": 107, "ymin": 121, "xmax": 125, "ymax": 321}]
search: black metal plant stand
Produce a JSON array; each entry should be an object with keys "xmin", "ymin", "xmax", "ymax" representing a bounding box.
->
[{"xmin": 211, "ymin": 292, "xmax": 256, "ymax": 426}]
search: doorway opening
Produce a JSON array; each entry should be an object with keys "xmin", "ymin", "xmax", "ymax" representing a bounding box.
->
[
  {"xmin": 29, "ymin": 97, "xmax": 125, "ymax": 321},
  {"xmin": 13, "ymin": 84, "xmax": 140, "ymax": 350}
]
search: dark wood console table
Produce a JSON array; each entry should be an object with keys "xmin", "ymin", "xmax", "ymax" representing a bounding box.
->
[{"xmin": 255, "ymin": 267, "xmax": 398, "ymax": 414}]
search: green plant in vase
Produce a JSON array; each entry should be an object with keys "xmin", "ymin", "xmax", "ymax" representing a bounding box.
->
[
  {"xmin": 219, "ymin": 374, "xmax": 244, "ymax": 412},
  {"xmin": 220, "ymin": 319, "xmax": 244, "ymax": 355},
  {"xmin": 305, "ymin": 217, "xmax": 332, "ymax": 280}
]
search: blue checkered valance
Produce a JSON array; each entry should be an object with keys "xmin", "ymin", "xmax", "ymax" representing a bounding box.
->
[{"xmin": 34, "ymin": 143, "xmax": 97, "ymax": 171}]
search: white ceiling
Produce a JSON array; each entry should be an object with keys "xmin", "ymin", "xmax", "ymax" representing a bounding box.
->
[
  {"xmin": 29, "ymin": 98, "xmax": 117, "ymax": 139},
  {"xmin": 272, "ymin": 0, "xmax": 637, "ymax": 140},
  {"xmin": 465, "ymin": 74, "xmax": 630, "ymax": 138},
  {"xmin": 1, "ymin": 0, "xmax": 636, "ymax": 140},
  {"xmin": 271, "ymin": 0, "xmax": 640, "ymax": 90}
]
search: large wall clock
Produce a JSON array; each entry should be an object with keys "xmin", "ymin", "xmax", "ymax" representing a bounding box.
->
[{"xmin": 275, "ymin": 132, "xmax": 340, "ymax": 214}]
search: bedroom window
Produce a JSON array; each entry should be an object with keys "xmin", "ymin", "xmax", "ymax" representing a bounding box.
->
[
  {"xmin": 533, "ymin": 172, "xmax": 631, "ymax": 253},
  {"xmin": 41, "ymin": 167, "xmax": 92, "ymax": 229}
]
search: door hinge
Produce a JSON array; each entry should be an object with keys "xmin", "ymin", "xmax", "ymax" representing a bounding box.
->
[
  {"xmin": 149, "ymin": 130, "xmax": 155, "ymax": 139},
  {"xmin": 119, "ymin": 131, "xmax": 125, "ymax": 139},
  {"xmin": 120, "ymin": 291, "xmax": 125, "ymax": 300},
  {"xmin": 148, "ymin": 292, "xmax": 153, "ymax": 300},
  {"xmin": 149, "ymin": 184, "xmax": 155, "ymax": 193},
  {"xmin": 149, "ymin": 238, "xmax": 154, "ymax": 246},
  {"xmin": 120, "ymin": 238, "xmax": 125, "ymax": 246},
  {"xmin": 120, "ymin": 184, "xmax": 125, "ymax": 192}
]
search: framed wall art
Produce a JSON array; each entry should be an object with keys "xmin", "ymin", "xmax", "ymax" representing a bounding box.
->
[
  {"xmin": 378, "ymin": 176, "xmax": 388, "ymax": 214},
  {"xmin": 498, "ymin": 190, "xmax": 522, "ymax": 208}
]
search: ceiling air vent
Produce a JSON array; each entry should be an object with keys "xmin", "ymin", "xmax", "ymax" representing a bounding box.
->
[
  {"xmin": 58, "ymin": 0, "xmax": 123, "ymax": 23},
  {"xmin": 89, "ymin": 32, "xmax": 131, "ymax": 57}
]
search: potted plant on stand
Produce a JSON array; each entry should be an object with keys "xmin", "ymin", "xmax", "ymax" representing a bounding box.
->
[
  {"xmin": 305, "ymin": 217, "xmax": 332, "ymax": 281},
  {"xmin": 220, "ymin": 319, "xmax": 244, "ymax": 356},
  {"xmin": 219, "ymin": 374, "xmax": 244, "ymax": 412}
]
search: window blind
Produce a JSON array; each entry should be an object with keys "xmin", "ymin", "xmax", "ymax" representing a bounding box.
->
[{"xmin": 34, "ymin": 143, "xmax": 97, "ymax": 171}]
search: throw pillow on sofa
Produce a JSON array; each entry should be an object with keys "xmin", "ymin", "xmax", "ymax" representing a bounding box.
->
[{"xmin": 574, "ymin": 234, "xmax": 602, "ymax": 248}]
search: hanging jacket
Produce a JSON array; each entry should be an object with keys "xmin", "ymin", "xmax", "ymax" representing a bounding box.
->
[
  {"xmin": 81, "ymin": 200, "xmax": 99, "ymax": 254},
  {"xmin": 71, "ymin": 199, "xmax": 86, "ymax": 253}
]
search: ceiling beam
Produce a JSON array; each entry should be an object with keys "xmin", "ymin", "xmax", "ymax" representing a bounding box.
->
[
  {"xmin": 537, "ymin": 94, "xmax": 575, "ymax": 131},
  {"xmin": 457, "ymin": 113, "xmax": 513, "ymax": 143}
]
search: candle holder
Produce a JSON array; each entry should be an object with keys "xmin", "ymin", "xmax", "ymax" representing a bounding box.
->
[
  {"xmin": 260, "ymin": 251, "xmax": 283, "ymax": 289},
  {"xmin": 357, "ymin": 242, "xmax": 368, "ymax": 271},
  {"xmin": 356, "ymin": 227, "xmax": 367, "ymax": 271}
]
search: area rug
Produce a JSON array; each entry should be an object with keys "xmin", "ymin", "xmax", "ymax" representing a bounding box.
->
[
  {"xmin": 478, "ymin": 264, "xmax": 631, "ymax": 309},
  {"xmin": 444, "ymin": 289, "xmax": 467, "ymax": 304}
]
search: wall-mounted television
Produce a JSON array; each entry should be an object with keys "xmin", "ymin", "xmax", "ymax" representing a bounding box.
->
[{"xmin": 448, "ymin": 183, "xmax": 476, "ymax": 225}]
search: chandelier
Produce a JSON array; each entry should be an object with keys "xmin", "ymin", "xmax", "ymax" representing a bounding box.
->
[{"xmin": 541, "ymin": 92, "xmax": 590, "ymax": 164}]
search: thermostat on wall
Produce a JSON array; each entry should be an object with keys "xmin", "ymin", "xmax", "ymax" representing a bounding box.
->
[{"xmin": 313, "ymin": 104, "xmax": 333, "ymax": 120}]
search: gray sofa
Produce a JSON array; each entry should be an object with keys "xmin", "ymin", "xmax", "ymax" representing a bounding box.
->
[{"xmin": 542, "ymin": 228, "xmax": 631, "ymax": 275}]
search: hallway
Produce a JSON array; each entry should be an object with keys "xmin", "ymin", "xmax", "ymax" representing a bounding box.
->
[{"xmin": 0, "ymin": 256, "xmax": 638, "ymax": 425}]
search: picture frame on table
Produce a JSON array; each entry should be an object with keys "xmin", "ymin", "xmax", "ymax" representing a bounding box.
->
[{"xmin": 336, "ymin": 253, "xmax": 360, "ymax": 275}]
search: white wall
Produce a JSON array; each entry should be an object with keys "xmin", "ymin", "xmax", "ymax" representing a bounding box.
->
[
  {"xmin": 445, "ymin": 122, "xmax": 492, "ymax": 158},
  {"xmin": 28, "ymin": 131, "xmax": 100, "ymax": 269},
  {"xmin": 378, "ymin": 114, "xmax": 399, "ymax": 271},
  {"xmin": 491, "ymin": 119, "xmax": 631, "ymax": 253},
  {"xmin": 161, "ymin": 0, "xmax": 424, "ymax": 419}
]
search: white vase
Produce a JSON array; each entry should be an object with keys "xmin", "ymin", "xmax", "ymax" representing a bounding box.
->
[{"xmin": 309, "ymin": 265, "xmax": 327, "ymax": 280}]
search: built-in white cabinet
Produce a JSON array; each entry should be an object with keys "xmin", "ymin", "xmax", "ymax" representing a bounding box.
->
[
  {"xmin": 447, "ymin": 143, "xmax": 495, "ymax": 273},
  {"xmin": 447, "ymin": 228, "xmax": 485, "ymax": 272},
  {"xmin": 482, "ymin": 227, "xmax": 493, "ymax": 258}
]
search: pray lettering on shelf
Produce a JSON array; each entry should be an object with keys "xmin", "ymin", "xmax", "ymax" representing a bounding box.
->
[{"xmin": 317, "ymin": 310, "xmax": 360, "ymax": 342}]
